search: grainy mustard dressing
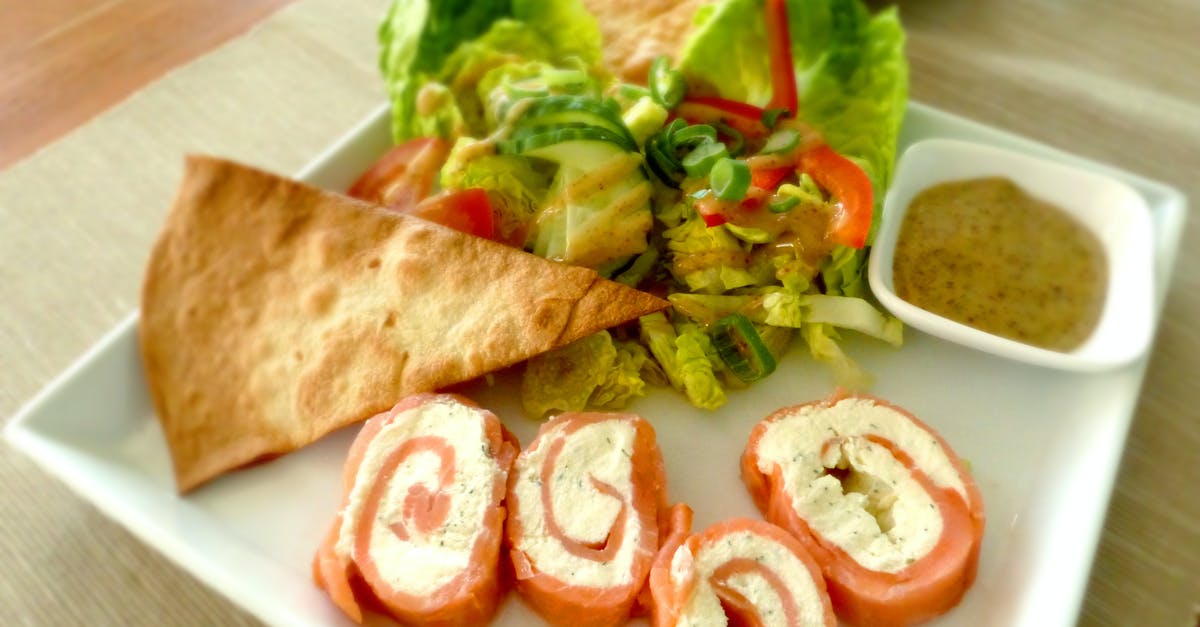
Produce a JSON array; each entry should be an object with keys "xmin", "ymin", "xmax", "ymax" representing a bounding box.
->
[{"xmin": 892, "ymin": 177, "xmax": 1108, "ymax": 351}]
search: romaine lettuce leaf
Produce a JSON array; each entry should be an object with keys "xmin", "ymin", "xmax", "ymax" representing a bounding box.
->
[
  {"xmin": 440, "ymin": 137, "xmax": 550, "ymax": 245},
  {"xmin": 664, "ymin": 217, "xmax": 759, "ymax": 294},
  {"xmin": 379, "ymin": 0, "xmax": 604, "ymax": 141},
  {"xmin": 677, "ymin": 0, "xmax": 907, "ymax": 233},
  {"xmin": 674, "ymin": 322, "xmax": 727, "ymax": 409},
  {"xmin": 802, "ymin": 323, "xmax": 872, "ymax": 390},
  {"xmin": 761, "ymin": 292, "xmax": 902, "ymax": 345},
  {"xmin": 591, "ymin": 341, "xmax": 652, "ymax": 408},
  {"xmin": 638, "ymin": 313, "xmax": 727, "ymax": 410},
  {"xmin": 520, "ymin": 331, "xmax": 651, "ymax": 417}
]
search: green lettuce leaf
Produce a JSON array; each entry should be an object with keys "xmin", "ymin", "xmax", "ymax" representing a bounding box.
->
[
  {"xmin": 677, "ymin": 0, "xmax": 907, "ymax": 249},
  {"xmin": 673, "ymin": 323, "xmax": 727, "ymax": 409},
  {"xmin": 640, "ymin": 312, "xmax": 684, "ymax": 389},
  {"xmin": 520, "ymin": 331, "xmax": 650, "ymax": 417},
  {"xmin": 638, "ymin": 313, "xmax": 727, "ymax": 410},
  {"xmin": 521, "ymin": 331, "xmax": 616, "ymax": 418},
  {"xmin": 378, "ymin": 0, "xmax": 604, "ymax": 141},
  {"xmin": 761, "ymin": 292, "xmax": 902, "ymax": 345},
  {"xmin": 664, "ymin": 217, "xmax": 758, "ymax": 294},
  {"xmin": 802, "ymin": 323, "xmax": 872, "ymax": 390},
  {"xmin": 591, "ymin": 341, "xmax": 652, "ymax": 408},
  {"xmin": 440, "ymin": 137, "xmax": 550, "ymax": 245}
]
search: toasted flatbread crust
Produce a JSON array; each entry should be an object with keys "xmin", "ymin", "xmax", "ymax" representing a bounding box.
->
[
  {"xmin": 140, "ymin": 156, "xmax": 667, "ymax": 492},
  {"xmin": 582, "ymin": 0, "xmax": 711, "ymax": 82}
]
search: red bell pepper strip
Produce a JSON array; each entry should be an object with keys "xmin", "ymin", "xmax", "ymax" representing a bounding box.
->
[
  {"xmin": 798, "ymin": 145, "xmax": 873, "ymax": 249},
  {"xmin": 749, "ymin": 165, "xmax": 793, "ymax": 191},
  {"xmin": 675, "ymin": 97, "xmax": 770, "ymax": 140},
  {"xmin": 764, "ymin": 0, "xmax": 799, "ymax": 116}
]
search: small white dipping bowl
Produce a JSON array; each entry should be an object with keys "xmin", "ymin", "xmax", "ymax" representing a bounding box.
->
[{"xmin": 867, "ymin": 138, "xmax": 1155, "ymax": 371}]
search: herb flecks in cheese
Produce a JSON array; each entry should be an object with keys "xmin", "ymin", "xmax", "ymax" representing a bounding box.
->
[
  {"xmin": 335, "ymin": 398, "xmax": 500, "ymax": 596},
  {"xmin": 512, "ymin": 418, "xmax": 638, "ymax": 587},
  {"xmin": 755, "ymin": 398, "xmax": 965, "ymax": 573},
  {"xmin": 676, "ymin": 531, "xmax": 827, "ymax": 627}
]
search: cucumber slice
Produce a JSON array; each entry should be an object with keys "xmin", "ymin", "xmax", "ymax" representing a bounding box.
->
[
  {"xmin": 511, "ymin": 96, "xmax": 636, "ymax": 148},
  {"xmin": 497, "ymin": 126, "xmax": 632, "ymax": 162}
]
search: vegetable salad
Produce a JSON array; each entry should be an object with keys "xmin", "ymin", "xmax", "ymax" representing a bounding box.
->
[{"xmin": 368, "ymin": 0, "xmax": 908, "ymax": 415}]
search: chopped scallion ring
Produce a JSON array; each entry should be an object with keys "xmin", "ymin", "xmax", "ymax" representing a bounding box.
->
[
  {"xmin": 710, "ymin": 158, "xmax": 751, "ymax": 201},
  {"xmin": 711, "ymin": 121, "xmax": 745, "ymax": 156},
  {"xmin": 710, "ymin": 313, "xmax": 778, "ymax": 382},
  {"xmin": 672, "ymin": 124, "xmax": 718, "ymax": 148},
  {"xmin": 542, "ymin": 68, "xmax": 588, "ymax": 88},
  {"xmin": 619, "ymin": 84, "xmax": 652, "ymax": 100},
  {"xmin": 761, "ymin": 107, "xmax": 790, "ymax": 128},
  {"xmin": 682, "ymin": 142, "xmax": 729, "ymax": 178},
  {"xmin": 761, "ymin": 128, "xmax": 801, "ymax": 154},
  {"xmin": 768, "ymin": 196, "xmax": 801, "ymax": 213},
  {"xmin": 649, "ymin": 56, "xmax": 686, "ymax": 109}
]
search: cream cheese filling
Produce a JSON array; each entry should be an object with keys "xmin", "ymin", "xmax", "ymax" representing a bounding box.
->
[
  {"xmin": 676, "ymin": 530, "xmax": 827, "ymax": 627},
  {"xmin": 335, "ymin": 399, "xmax": 500, "ymax": 596},
  {"xmin": 755, "ymin": 398, "xmax": 966, "ymax": 573},
  {"xmin": 512, "ymin": 418, "xmax": 639, "ymax": 587}
]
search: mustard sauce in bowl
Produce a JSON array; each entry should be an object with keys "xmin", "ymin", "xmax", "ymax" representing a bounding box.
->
[
  {"xmin": 867, "ymin": 138, "xmax": 1155, "ymax": 371},
  {"xmin": 891, "ymin": 177, "xmax": 1108, "ymax": 352}
]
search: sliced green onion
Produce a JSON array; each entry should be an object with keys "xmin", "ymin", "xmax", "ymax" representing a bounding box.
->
[
  {"xmin": 711, "ymin": 121, "xmax": 745, "ymax": 156},
  {"xmin": 768, "ymin": 196, "xmax": 801, "ymax": 213},
  {"xmin": 619, "ymin": 84, "xmax": 652, "ymax": 100},
  {"xmin": 710, "ymin": 158, "xmax": 751, "ymax": 201},
  {"xmin": 672, "ymin": 124, "xmax": 718, "ymax": 148},
  {"xmin": 710, "ymin": 313, "xmax": 778, "ymax": 382},
  {"xmin": 542, "ymin": 68, "xmax": 588, "ymax": 88},
  {"xmin": 682, "ymin": 142, "xmax": 729, "ymax": 178},
  {"xmin": 505, "ymin": 80, "xmax": 548, "ymax": 99},
  {"xmin": 649, "ymin": 56, "xmax": 686, "ymax": 109},
  {"xmin": 724, "ymin": 223, "xmax": 772, "ymax": 243},
  {"xmin": 761, "ymin": 107, "xmax": 790, "ymax": 128},
  {"xmin": 761, "ymin": 128, "xmax": 800, "ymax": 154},
  {"xmin": 689, "ymin": 188, "xmax": 712, "ymax": 200}
]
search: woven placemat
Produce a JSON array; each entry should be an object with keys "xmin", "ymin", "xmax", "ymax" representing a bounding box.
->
[{"xmin": 0, "ymin": 1, "xmax": 386, "ymax": 624}]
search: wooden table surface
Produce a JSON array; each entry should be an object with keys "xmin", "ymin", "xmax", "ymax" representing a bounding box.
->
[{"xmin": 1, "ymin": 1, "xmax": 1197, "ymax": 626}]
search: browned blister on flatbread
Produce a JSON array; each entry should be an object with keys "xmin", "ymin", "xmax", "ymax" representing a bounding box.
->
[
  {"xmin": 582, "ymin": 0, "xmax": 711, "ymax": 82},
  {"xmin": 140, "ymin": 156, "xmax": 668, "ymax": 493}
]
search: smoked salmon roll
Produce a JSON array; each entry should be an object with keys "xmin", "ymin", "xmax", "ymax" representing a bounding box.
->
[
  {"xmin": 742, "ymin": 392, "xmax": 985, "ymax": 627},
  {"xmin": 312, "ymin": 393, "xmax": 519, "ymax": 626},
  {"xmin": 648, "ymin": 507, "xmax": 836, "ymax": 627},
  {"xmin": 506, "ymin": 412, "xmax": 669, "ymax": 627}
]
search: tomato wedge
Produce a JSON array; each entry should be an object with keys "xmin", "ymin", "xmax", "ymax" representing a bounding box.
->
[
  {"xmin": 346, "ymin": 137, "xmax": 449, "ymax": 210},
  {"xmin": 408, "ymin": 188, "xmax": 496, "ymax": 241},
  {"xmin": 798, "ymin": 145, "xmax": 873, "ymax": 248}
]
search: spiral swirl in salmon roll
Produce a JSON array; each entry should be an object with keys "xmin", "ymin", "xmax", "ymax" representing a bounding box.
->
[
  {"xmin": 742, "ymin": 392, "xmax": 985, "ymax": 627},
  {"xmin": 506, "ymin": 412, "xmax": 669, "ymax": 627},
  {"xmin": 313, "ymin": 393, "xmax": 518, "ymax": 626}
]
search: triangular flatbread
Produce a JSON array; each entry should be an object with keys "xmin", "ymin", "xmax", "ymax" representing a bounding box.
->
[
  {"xmin": 581, "ymin": 0, "xmax": 709, "ymax": 82},
  {"xmin": 140, "ymin": 155, "xmax": 668, "ymax": 492}
]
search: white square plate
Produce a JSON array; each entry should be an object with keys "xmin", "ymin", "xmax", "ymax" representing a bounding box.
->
[{"xmin": 5, "ymin": 102, "xmax": 1186, "ymax": 627}]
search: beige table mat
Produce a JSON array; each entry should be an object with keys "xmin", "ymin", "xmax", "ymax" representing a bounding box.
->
[{"xmin": 2, "ymin": 1, "xmax": 1197, "ymax": 626}]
